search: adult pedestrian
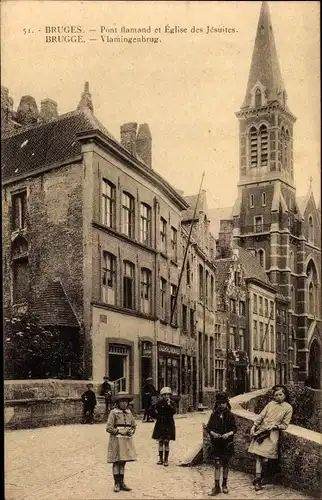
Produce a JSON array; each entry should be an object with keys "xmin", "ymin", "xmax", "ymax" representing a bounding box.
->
[
  {"xmin": 81, "ymin": 383, "xmax": 97, "ymax": 424},
  {"xmin": 100, "ymin": 376, "xmax": 113, "ymax": 418},
  {"xmin": 142, "ymin": 377, "xmax": 157, "ymax": 422}
]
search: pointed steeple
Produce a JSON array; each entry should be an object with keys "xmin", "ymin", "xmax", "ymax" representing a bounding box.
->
[
  {"xmin": 242, "ymin": 1, "xmax": 286, "ymax": 109},
  {"xmin": 77, "ymin": 82, "xmax": 94, "ymax": 113}
]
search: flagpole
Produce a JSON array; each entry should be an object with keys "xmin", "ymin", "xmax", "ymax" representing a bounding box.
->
[{"xmin": 170, "ymin": 171, "xmax": 205, "ymax": 326}]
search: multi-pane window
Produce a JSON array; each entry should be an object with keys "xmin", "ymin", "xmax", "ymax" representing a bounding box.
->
[
  {"xmin": 210, "ymin": 276, "xmax": 214, "ymax": 309},
  {"xmin": 182, "ymin": 304, "xmax": 188, "ymax": 331},
  {"xmin": 259, "ymin": 296, "xmax": 263, "ymax": 315},
  {"xmin": 160, "ymin": 278, "xmax": 167, "ymax": 321},
  {"xmin": 160, "ymin": 218, "xmax": 167, "ymax": 254},
  {"xmin": 259, "ymin": 322, "xmax": 264, "ymax": 350},
  {"xmin": 215, "ymin": 324, "xmax": 221, "ymax": 349},
  {"xmin": 198, "ymin": 264, "xmax": 204, "ymax": 300},
  {"xmin": 170, "ymin": 227, "xmax": 177, "ymax": 261},
  {"xmin": 170, "ymin": 284, "xmax": 178, "ymax": 325},
  {"xmin": 102, "ymin": 180, "xmax": 116, "ymax": 228},
  {"xmin": 140, "ymin": 203, "xmax": 151, "ymax": 245},
  {"xmin": 140, "ymin": 268, "xmax": 151, "ymax": 314},
  {"xmin": 12, "ymin": 191, "xmax": 27, "ymax": 231},
  {"xmin": 253, "ymin": 294, "xmax": 258, "ymax": 313},
  {"xmin": 123, "ymin": 260, "xmax": 135, "ymax": 309},
  {"xmin": 229, "ymin": 327, "xmax": 235, "ymax": 350},
  {"xmin": 12, "ymin": 257, "xmax": 29, "ymax": 303},
  {"xmin": 209, "ymin": 337, "xmax": 214, "ymax": 387},
  {"xmin": 239, "ymin": 301, "xmax": 245, "ymax": 316},
  {"xmin": 253, "ymin": 320, "xmax": 258, "ymax": 349},
  {"xmin": 102, "ymin": 252, "xmax": 116, "ymax": 305},
  {"xmin": 264, "ymin": 298, "xmax": 269, "ymax": 317},
  {"xmin": 254, "ymin": 216, "xmax": 263, "ymax": 232},
  {"xmin": 190, "ymin": 308, "xmax": 195, "ymax": 335},
  {"xmin": 270, "ymin": 325, "xmax": 275, "ymax": 353},
  {"xmin": 239, "ymin": 329, "xmax": 245, "ymax": 351},
  {"xmin": 122, "ymin": 192, "xmax": 135, "ymax": 238}
]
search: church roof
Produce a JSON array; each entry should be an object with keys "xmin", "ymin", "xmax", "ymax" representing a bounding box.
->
[{"xmin": 242, "ymin": 1, "xmax": 286, "ymax": 109}]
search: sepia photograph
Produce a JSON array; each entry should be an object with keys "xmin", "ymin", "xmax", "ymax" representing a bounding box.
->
[{"xmin": 1, "ymin": 1, "xmax": 321, "ymax": 499}]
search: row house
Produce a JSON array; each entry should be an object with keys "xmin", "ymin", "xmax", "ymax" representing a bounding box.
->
[
  {"xmin": 215, "ymin": 250, "xmax": 248, "ymax": 396},
  {"xmin": 2, "ymin": 83, "xmax": 194, "ymax": 412},
  {"xmin": 180, "ymin": 190, "xmax": 217, "ymax": 410}
]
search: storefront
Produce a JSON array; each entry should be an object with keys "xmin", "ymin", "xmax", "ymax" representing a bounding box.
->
[{"xmin": 157, "ymin": 342, "xmax": 181, "ymax": 397}]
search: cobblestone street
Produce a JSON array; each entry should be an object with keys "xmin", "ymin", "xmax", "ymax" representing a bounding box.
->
[{"xmin": 5, "ymin": 412, "xmax": 310, "ymax": 500}]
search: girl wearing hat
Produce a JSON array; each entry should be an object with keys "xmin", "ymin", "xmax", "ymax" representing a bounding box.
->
[
  {"xmin": 152, "ymin": 386, "xmax": 176, "ymax": 466},
  {"xmin": 204, "ymin": 392, "xmax": 237, "ymax": 496},
  {"xmin": 106, "ymin": 392, "xmax": 137, "ymax": 493},
  {"xmin": 248, "ymin": 385, "xmax": 293, "ymax": 491}
]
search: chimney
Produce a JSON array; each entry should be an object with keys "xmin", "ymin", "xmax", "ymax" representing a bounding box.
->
[
  {"xmin": 77, "ymin": 81, "xmax": 94, "ymax": 113},
  {"xmin": 136, "ymin": 123, "xmax": 152, "ymax": 167},
  {"xmin": 1, "ymin": 86, "xmax": 10, "ymax": 126},
  {"xmin": 17, "ymin": 95, "xmax": 39, "ymax": 126},
  {"xmin": 120, "ymin": 122, "xmax": 138, "ymax": 156},
  {"xmin": 39, "ymin": 98, "xmax": 58, "ymax": 122}
]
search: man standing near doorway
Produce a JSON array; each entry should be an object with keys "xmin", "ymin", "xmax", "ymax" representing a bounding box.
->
[
  {"xmin": 142, "ymin": 377, "xmax": 157, "ymax": 422},
  {"xmin": 100, "ymin": 376, "xmax": 113, "ymax": 419}
]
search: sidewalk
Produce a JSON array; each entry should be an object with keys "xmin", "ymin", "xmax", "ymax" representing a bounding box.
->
[{"xmin": 5, "ymin": 411, "xmax": 310, "ymax": 500}]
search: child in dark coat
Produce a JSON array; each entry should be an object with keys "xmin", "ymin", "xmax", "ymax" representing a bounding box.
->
[
  {"xmin": 204, "ymin": 392, "xmax": 237, "ymax": 496},
  {"xmin": 152, "ymin": 386, "xmax": 176, "ymax": 466},
  {"xmin": 81, "ymin": 383, "xmax": 97, "ymax": 424}
]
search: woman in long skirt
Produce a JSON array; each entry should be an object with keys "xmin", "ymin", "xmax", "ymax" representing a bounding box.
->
[{"xmin": 106, "ymin": 392, "xmax": 137, "ymax": 492}]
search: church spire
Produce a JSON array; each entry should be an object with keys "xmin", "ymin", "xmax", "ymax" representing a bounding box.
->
[
  {"xmin": 77, "ymin": 81, "xmax": 94, "ymax": 113},
  {"xmin": 242, "ymin": 1, "xmax": 286, "ymax": 109}
]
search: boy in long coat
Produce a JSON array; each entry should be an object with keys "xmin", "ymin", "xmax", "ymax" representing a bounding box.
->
[
  {"xmin": 106, "ymin": 391, "xmax": 136, "ymax": 492},
  {"xmin": 81, "ymin": 383, "xmax": 97, "ymax": 424}
]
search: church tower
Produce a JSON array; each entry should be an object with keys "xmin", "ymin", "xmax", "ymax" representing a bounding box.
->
[{"xmin": 231, "ymin": 1, "xmax": 314, "ymax": 384}]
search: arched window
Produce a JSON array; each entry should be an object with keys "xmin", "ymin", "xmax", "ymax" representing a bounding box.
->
[
  {"xmin": 309, "ymin": 282, "xmax": 314, "ymax": 315},
  {"xmin": 259, "ymin": 125, "xmax": 268, "ymax": 166},
  {"xmin": 308, "ymin": 216, "xmax": 314, "ymax": 243},
  {"xmin": 258, "ymin": 249, "xmax": 265, "ymax": 268},
  {"xmin": 250, "ymin": 127, "xmax": 258, "ymax": 168},
  {"xmin": 255, "ymin": 88, "xmax": 262, "ymax": 108}
]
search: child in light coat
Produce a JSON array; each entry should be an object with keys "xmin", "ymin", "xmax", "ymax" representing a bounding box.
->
[
  {"xmin": 248, "ymin": 385, "xmax": 293, "ymax": 491},
  {"xmin": 106, "ymin": 392, "xmax": 136, "ymax": 493}
]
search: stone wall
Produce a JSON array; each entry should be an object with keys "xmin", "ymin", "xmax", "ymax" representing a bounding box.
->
[
  {"xmin": 203, "ymin": 390, "xmax": 322, "ymax": 498},
  {"xmin": 4, "ymin": 379, "xmax": 110, "ymax": 430}
]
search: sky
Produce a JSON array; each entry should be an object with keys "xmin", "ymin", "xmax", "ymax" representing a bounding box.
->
[{"xmin": 1, "ymin": 1, "xmax": 320, "ymax": 208}]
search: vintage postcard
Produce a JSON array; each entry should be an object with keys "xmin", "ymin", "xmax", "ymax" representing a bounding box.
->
[{"xmin": 2, "ymin": 1, "xmax": 321, "ymax": 499}]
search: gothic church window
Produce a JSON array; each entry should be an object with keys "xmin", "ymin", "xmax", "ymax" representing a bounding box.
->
[
  {"xmin": 260, "ymin": 125, "xmax": 268, "ymax": 166},
  {"xmin": 250, "ymin": 127, "xmax": 258, "ymax": 168},
  {"xmin": 308, "ymin": 216, "xmax": 314, "ymax": 243},
  {"xmin": 255, "ymin": 88, "xmax": 262, "ymax": 108}
]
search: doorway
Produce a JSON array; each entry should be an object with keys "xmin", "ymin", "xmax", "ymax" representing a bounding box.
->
[
  {"xmin": 308, "ymin": 339, "xmax": 321, "ymax": 389},
  {"xmin": 108, "ymin": 344, "xmax": 130, "ymax": 392}
]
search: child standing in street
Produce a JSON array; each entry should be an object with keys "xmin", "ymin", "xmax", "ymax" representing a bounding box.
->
[
  {"xmin": 248, "ymin": 385, "xmax": 293, "ymax": 491},
  {"xmin": 106, "ymin": 392, "xmax": 136, "ymax": 493},
  {"xmin": 152, "ymin": 386, "xmax": 176, "ymax": 466},
  {"xmin": 81, "ymin": 383, "xmax": 97, "ymax": 424},
  {"xmin": 204, "ymin": 392, "xmax": 237, "ymax": 496}
]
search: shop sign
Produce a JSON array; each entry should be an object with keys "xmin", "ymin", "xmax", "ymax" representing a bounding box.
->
[{"xmin": 158, "ymin": 343, "xmax": 181, "ymax": 356}]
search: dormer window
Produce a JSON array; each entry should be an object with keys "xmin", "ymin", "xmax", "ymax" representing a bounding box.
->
[{"xmin": 255, "ymin": 88, "xmax": 262, "ymax": 108}]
